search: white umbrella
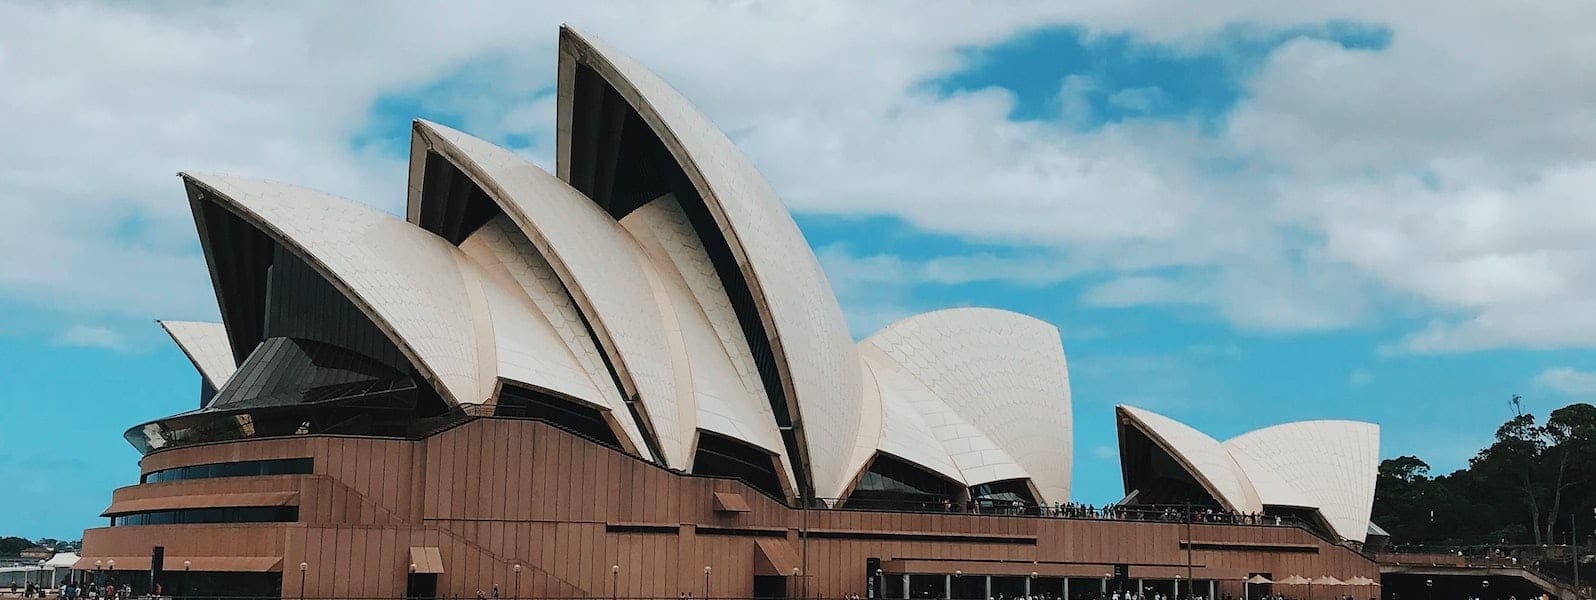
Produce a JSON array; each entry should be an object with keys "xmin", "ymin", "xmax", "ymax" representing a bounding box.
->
[{"xmin": 1246, "ymin": 574, "xmax": 1274, "ymax": 600}]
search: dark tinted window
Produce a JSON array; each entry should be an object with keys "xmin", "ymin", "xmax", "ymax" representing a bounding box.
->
[
  {"xmin": 110, "ymin": 506, "xmax": 298, "ymax": 526},
  {"xmin": 846, "ymin": 453, "xmax": 963, "ymax": 511},
  {"xmin": 142, "ymin": 458, "xmax": 312, "ymax": 484},
  {"xmin": 494, "ymin": 385, "xmax": 622, "ymax": 450},
  {"xmin": 691, "ymin": 431, "xmax": 785, "ymax": 500}
]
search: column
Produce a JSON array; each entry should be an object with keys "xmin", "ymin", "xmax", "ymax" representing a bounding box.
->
[
  {"xmin": 1100, "ymin": 579, "xmax": 1107, "ymax": 595},
  {"xmin": 985, "ymin": 576, "xmax": 992, "ymax": 600},
  {"xmin": 1025, "ymin": 577, "xmax": 1033, "ymax": 597},
  {"xmin": 945, "ymin": 575, "xmax": 952, "ymax": 600},
  {"xmin": 1209, "ymin": 580, "xmax": 1216, "ymax": 600},
  {"xmin": 903, "ymin": 574, "xmax": 910, "ymax": 600},
  {"xmin": 1064, "ymin": 578, "xmax": 1071, "ymax": 600}
]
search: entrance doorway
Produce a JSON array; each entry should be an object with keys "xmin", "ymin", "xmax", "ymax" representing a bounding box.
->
[
  {"xmin": 406, "ymin": 573, "xmax": 437, "ymax": 600},
  {"xmin": 753, "ymin": 575, "xmax": 787, "ymax": 599}
]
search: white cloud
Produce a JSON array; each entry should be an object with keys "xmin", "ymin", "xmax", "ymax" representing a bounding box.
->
[
  {"xmin": 1350, "ymin": 369, "xmax": 1372, "ymax": 387},
  {"xmin": 1106, "ymin": 87, "xmax": 1167, "ymax": 114},
  {"xmin": 1536, "ymin": 367, "xmax": 1596, "ymax": 396},
  {"xmin": 53, "ymin": 325, "xmax": 126, "ymax": 351},
  {"xmin": 1091, "ymin": 445, "xmax": 1118, "ymax": 461},
  {"xmin": 3, "ymin": 1, "xmax": 1596, "ymax": 354}
]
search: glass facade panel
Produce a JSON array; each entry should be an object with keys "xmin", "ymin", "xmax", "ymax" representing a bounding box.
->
[
  {"xmin": 952, "ymin": 575, "xmax": 985, "ymax": 600},
  {"xmin": 690, "ymin": 431, "xmax": 785, "ymax": 501},
  {"xmin": 126, "ymin": 337, "xmax": 423, "ymax": 454},
  {"xmin": 970, "ymin": 478, "xmax": 1040, "ymax": 515},
  {"xmin": 494, "ymin": 385, "xmax": 622, "ymax": 450},
  {"xmin": 908, "ymin": 575, "xmax": 945, "ymax": 599},
  {"xmin": 110, "ymin": 506, "xmax": 299, "ymax": 526},
  {"xmin": 164, "ymin": 572, "xmax": 283, "ymax": 599},
  {"xmin": 991, "ymin": 576, "xmax": 1027, "ymax": 598},
  {"xmin": 845, "ymin": 454, "xmax": 963, "ymax": 512},
  {"xmin": 1068, "ymin": 578, "xmax": 1107, "ymax": 600},
  {"xmin": 142, "ymin": 457, "xmax": 313, "ymax": 484}
]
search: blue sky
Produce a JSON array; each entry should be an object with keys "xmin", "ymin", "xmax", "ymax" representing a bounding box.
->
[{"xmin": 5, "ymin": 3, "xmax": 1596, "ymax": 540}]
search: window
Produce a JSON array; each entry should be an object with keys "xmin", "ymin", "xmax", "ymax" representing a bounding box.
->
[
  {"xmin": 846, "ymin": 453, "xmax": 963, "ymax": 511},
  {"xmin": 142, "ymin": 458, "xmax": 312, "ymax": 484},
  {"xmin": 110, "ymin": 506, "xmax": 298, "ymax": 526},
  {"xmin": 691, "ymin": 431, "xmax": 785, "ymax": 500}
]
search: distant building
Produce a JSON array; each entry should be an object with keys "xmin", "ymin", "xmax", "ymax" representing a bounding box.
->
[
  {"xmin": 81, "ymin": 25, "xmax": 1381, "ymax": 600},
  {"xmin": 18, "ymin": 547, "xmax": 52, "ymax": 560}
]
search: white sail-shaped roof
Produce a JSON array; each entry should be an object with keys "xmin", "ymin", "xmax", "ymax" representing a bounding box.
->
[
  {"xmin": 1225, "ymin": 421, "xmax": 1381, "ymax": 543},
  {"xmin": 151, "ymin": 27, "xmax": 1083, "ymax": 507},
  {"xmin": 861, "ymin": 309, "xmax": 1073, "ymax": 504},
  {"xmin": 183, "ymin": 173, "xmax": 609, "ymax": 414},
  {"xmin": 558, "ymin": 26, "xmax": 862, "ymax": 500},
  {"xmin": 157, "ymin": 320, "xmax": 236, "ymax": 388},
  {"xmin": 859, "ymin": 350, "xmax": 981, "ymax": 486},
  {"xmin": 411, "ymin": 120, "xmax": 691, "ymax": 468},
  {"xmin": 1116, "ymin": 405, "xmax": 1380, "ymax": 543},
  {"xmin": 621, "ymin": 196, "xmax": 795, "ymax": 490},
  {"xmin": 459, "ymin": 215, "xmax": 651, "ymax": 456},
  {"xmin": 1117, "ymin": 405, "xmax": 1263, "ymax": 513}
]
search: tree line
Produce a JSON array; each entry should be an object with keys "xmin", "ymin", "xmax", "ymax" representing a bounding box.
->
[{"xmin": 1374, "ymin": 402, "xmax": 1596, "ymax": 547}]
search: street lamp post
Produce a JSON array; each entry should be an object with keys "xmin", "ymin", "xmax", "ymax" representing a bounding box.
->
[
  {"xmin": 107, "ymin": 560, "xmax": 114, "ymax": 594},
  {"xmin": 611, "ymin": 565, "xmax": 620, "ymax": 600},
  {"xmin": 408, "ymin": 564, "xmax": 417, "ymax": 600},
  {"xmin": 183, "ymin": 560, "xmax": 192, "ymax": 598},
  {"xmin": 704, "ymin": 566, "xmax": 712, "ymax": 600},
  {"xmin": 513, "ymin": 564, "xmax": 522, "ymax": 600},
  {"xmin": 299, "ymin": 562, "xmax": 308, "ymax": 600},
  {"xmin": 876, "ymin": 569, "xmax": 884, "ymax": 600},
  {"xmin": 94, "ymin": 561, "xmax": 102, "ymax": 589}
]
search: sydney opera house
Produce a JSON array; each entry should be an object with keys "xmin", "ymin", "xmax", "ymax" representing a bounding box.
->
[{"xmin": 80, "ymin": 26, "xmax": 1383, "ymax": 600}]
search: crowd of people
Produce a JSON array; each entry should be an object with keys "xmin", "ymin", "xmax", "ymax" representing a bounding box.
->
[
  {"xmin": 6, "ymin": 580, "xmax": 141, "ymax": 600},
  {"xmin": 907, "ymin": 499, "xmax": 1294, "ymax": 528}
]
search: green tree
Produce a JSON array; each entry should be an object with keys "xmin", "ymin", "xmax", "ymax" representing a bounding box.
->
[
  {"xmin": 1373, "ymin": 402, "xmax": 1596, "ymax": 547},
  {"xmin": 0, "ymin": 536, "xmax": 32, "ymax": 556}
]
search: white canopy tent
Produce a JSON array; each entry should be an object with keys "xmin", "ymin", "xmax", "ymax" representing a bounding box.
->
[
  {"xmin": 0, "ymin": 553, "xmax": 81, "ymax": 590},
  {"xmin": 44, "ymin": 553, "xmax": 80, "ymax": 569}
]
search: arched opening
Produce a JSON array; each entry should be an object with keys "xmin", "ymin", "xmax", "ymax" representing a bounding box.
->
[
  {"xmin": 1117, "ymin": 421, "xmax": 1223, "ymax": 507},
  {"xmin": 691, "ymin": 431, "xmax": 785, "ymax": 500},
  {"xmin": 969, "ymin": 478, "xmax": 1040, "ymax": 515},
  {"xmin": 494, "ymin": 383, "xmax": 623, "ymax": 451},
  {"xmin": 843, "ymin": 453, "xmax": 964, "ymax": 512}
]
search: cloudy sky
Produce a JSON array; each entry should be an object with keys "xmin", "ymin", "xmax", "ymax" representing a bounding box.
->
[{"xmin": 4, "ymin": 1, "xmax": 1596, "ymax": 538}]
